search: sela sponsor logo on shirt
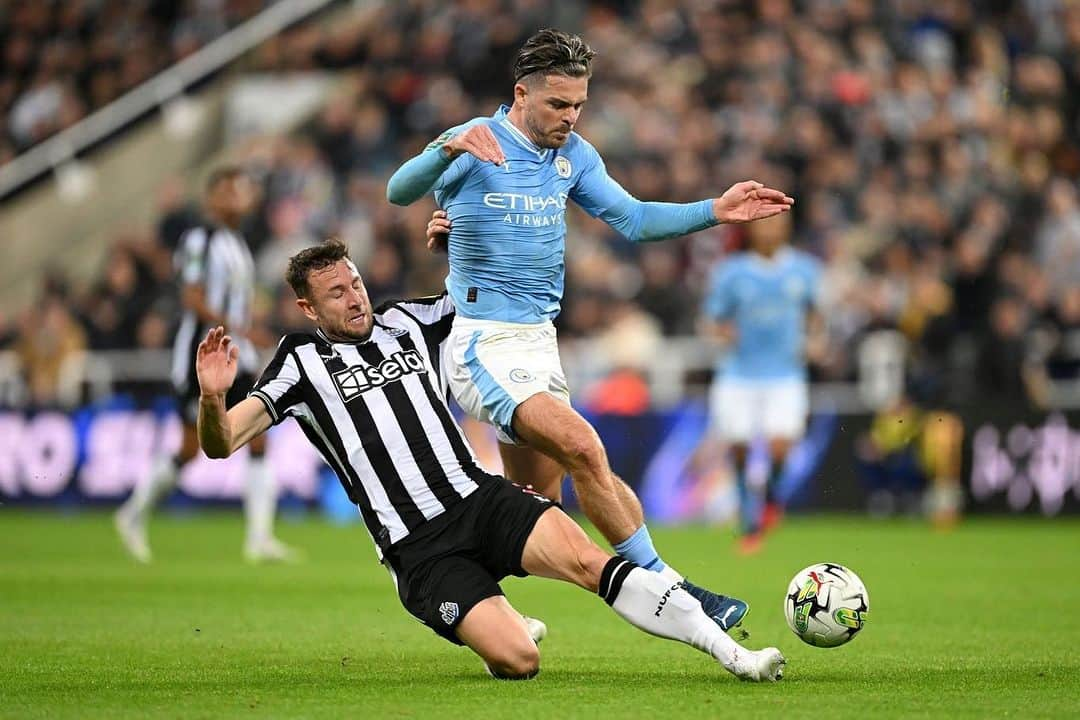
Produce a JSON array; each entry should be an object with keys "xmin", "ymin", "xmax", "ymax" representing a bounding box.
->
[{"xmin": 332, "ymin": 349, "xmax": 427, "ymax": 401}]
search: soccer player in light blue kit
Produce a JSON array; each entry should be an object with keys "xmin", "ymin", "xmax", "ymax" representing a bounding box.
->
[
  {"xmin": 702, "ymin": 214, "xmax": 823, "ymax": 554},
  {"xmin": 387, "ymin": 29, "xmax": 794, "ymax": 632}
]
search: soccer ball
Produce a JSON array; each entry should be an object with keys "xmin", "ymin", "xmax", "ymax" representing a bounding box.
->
[{"xmin": 784, "ymin": 562, "xmax": 869, "ymax": 648}]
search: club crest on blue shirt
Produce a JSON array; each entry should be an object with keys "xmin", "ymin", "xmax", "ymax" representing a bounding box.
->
[{"xmin": 555, "ymin": 156, "xmax": 572, "ymax": 178}]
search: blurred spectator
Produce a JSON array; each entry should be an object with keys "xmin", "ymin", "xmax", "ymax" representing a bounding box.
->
[
  {"xmin": 855, "ymin": 392, "xmax": 963, "ymax": 525},
  {"xmin": 978, "ymin": 294, "xmax": 1049, "ymax": 408},
  {"xmin": 156, "ymin": 176, "xmax": 202, "ymax": 251},
  {"xmin": 634, "ymin": 246, "xmax": 695, "ymax": 336},
  {"xmin": 0, "ymin": 0, "xmax": 271, "ymax": 155},
  {"xmin": 15, "ymin": 289, "xmax": 87, "ymax": 407},
  {"xmin": 83, "ymin": 246, "xmax": 150, "ymax": 350},
  {"xmin": 856, "ymin": 395, "xmax": 927, "ymax": 517}
]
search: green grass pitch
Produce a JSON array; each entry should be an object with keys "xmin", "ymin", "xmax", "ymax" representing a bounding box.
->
[{"xmin": 2, "ymin": 511, "xmax": 1078, "ymax": 718}]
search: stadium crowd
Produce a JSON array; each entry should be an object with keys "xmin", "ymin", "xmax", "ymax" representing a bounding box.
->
[
  {"xmin": 3, "ymin": 0, "xmax": 1080, "ymax": 411},
  {"xmin": 0, "ymin": 0, "xmax": 273, "ymax": 163}
]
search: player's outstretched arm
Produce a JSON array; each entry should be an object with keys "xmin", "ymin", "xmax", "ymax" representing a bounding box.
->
[
  {"xmin": 712, "ymin": 181, "xmax": 794, "ymax": 224},
  {"xmin": 573, "ymin": 147, "xmax": 794, "ymax": 241},
  {"xmin": 386, "ymin": 125, "xmax": 505, "ymax": 206},
  {"xmin": 196, "ymin": 326, "xmax": 272, "ymax": 458}
]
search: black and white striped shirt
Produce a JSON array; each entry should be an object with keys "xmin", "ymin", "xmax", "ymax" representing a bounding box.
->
[
  {"xmin": 171, "ymin": 225, "xmax": 258, "ymax": 391},
  {"xmin": 250, "ymin": 294, "xmax": 494, "ymax": 553}
]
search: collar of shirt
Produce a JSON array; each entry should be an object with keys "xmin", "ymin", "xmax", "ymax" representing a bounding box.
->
[
  {"xmin": 493, "ymin": 104, "xmax": 550, "ymax": 159},
  {"xmin": 316, "ymin": 325, "xmax": 398, "ymax": 347},
  {"xmin": 748, "ymin": 246, "xmax": 795, "ymax": 272}
]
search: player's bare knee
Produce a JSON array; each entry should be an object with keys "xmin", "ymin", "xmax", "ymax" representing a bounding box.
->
[{"xmin": 487, "ymin": 644, "xmax": 540, "ymax": 680}]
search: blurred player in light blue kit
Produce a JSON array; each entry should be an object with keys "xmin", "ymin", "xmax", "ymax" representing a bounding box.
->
[
  {"xmin": 388, "ymin": 29, "xmax": 794, "ymax": 631},
  {"xmin": 702, "ymin": 214, "xmax": 823, "ymax": 553}
]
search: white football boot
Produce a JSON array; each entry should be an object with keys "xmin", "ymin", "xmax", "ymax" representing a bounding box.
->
[
  {"xmin": 114, "ymin": 506, "xmax": 152, "ymax": 564},
  {"xmin": 728, "ymin": 646, "xmax": 786, "ymax": 682},
  {"xmin": 523, "ymin": 616, "xmax": 547, "ymax": 644},
  {"xmin": 243, "ymin": 537, "xmax": 303, "ymax": 564}
]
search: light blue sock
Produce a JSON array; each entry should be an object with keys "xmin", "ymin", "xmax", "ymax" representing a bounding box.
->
[
  {"xmin": 735, "ymin": 465, "xmax": 762, "ymax": 535},
  {"xmin": 612, "ymin": 525, "xmax": 667, "ymax": 573}
]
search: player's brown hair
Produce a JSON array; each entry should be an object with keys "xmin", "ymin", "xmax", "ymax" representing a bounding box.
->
[
  {"xmin": 286, "ymin": 239, "xmax": 350, "ymax": 299},
  {"xmin": 513, "ymin": 29, "xmax": 595, "ymax": 84}
]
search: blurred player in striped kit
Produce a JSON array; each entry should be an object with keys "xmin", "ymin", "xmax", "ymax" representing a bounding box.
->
[{"xmin": 115, "ymin": 167, "xmax": 298, "ymax": 563}]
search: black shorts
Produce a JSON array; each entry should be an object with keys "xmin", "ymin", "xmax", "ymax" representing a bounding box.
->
[
  {"xmin": 177, "ymin": 370, "xmax": 256, "ymax": 425},
  {"xmin": 382, "ymin": 478, "xmax": 558, "ymax": 645}
]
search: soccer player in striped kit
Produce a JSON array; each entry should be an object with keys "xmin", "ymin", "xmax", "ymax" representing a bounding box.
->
[
  {"xmin": 193, "ymin": 239, "xmax": 785, "ymax": 681},
  {"xmin": 115, "ymin": 167, "xmax": 297, "ymax": 563}
]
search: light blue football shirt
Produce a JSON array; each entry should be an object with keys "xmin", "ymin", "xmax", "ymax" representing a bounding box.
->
[
  {"xmin": 387, "ymin": 105, "xmax": 716, "ymax": 323},
  {"xmin": 703, "ymin": 248, "xmax": 822, "ymax": 381}
]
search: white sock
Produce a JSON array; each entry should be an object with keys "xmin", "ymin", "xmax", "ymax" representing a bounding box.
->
[
  {"xmin": 244, "ymin": 456, "xmax": 277, "ymax": 547},
  {"xmin": 121, "ymin": 455, "xmax": 179, "ymax": 522},
  {"xmin": 598, "ymin": 558, "xmax": 748, "ymax": 674},
  {"xmin": 657, "ymin": 564, "xmax": 684, "ymax": 584}
]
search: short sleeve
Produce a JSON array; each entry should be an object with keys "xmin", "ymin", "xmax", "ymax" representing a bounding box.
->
[
  {"xmin": 177, "ymin": 227, "xmax": 209, "ymax": 285},
  {"xmin": 391, "ymin": 293, "xmax": 455, "ymax": 329},
  {"xmin": 249, "ymin": 338, "xmax": 305, "ymax": 425}
]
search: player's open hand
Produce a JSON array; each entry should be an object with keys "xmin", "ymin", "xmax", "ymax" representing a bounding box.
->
[
  {"xmin": 713, "ymin": 181, "xmax": 794, "ymax": 224},
  {"xmin": 427, "ymin": 209, "xmax": 452, "ymax": 253},
  {"xmin": 443, "ymin": 125, "xmax": 506, "ymax": 165},
  {"xmin": 196, "ymin": 326, "xmax": 239, "ymax": 397}
]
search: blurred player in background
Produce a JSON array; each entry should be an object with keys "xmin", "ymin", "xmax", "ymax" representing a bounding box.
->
[
  {"xmin": 192, "ymin": 240, "xmax": 785, "ymax": 682},
  {"xmin": 701, "ymin": 213, "xmax": 823, "ymax": 554},
  {"xmin": 115, "ymin": 167, "xmax": 297, "ymax": 563},
  {"xmin": 390, "ymin": 28, "xmax": 793, "ymax": 631}
]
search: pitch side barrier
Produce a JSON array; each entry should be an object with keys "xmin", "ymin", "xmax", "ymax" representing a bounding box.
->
[{"xmin": 0, "ymin": 394, "xmax": 1075, "ymax": 518}]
